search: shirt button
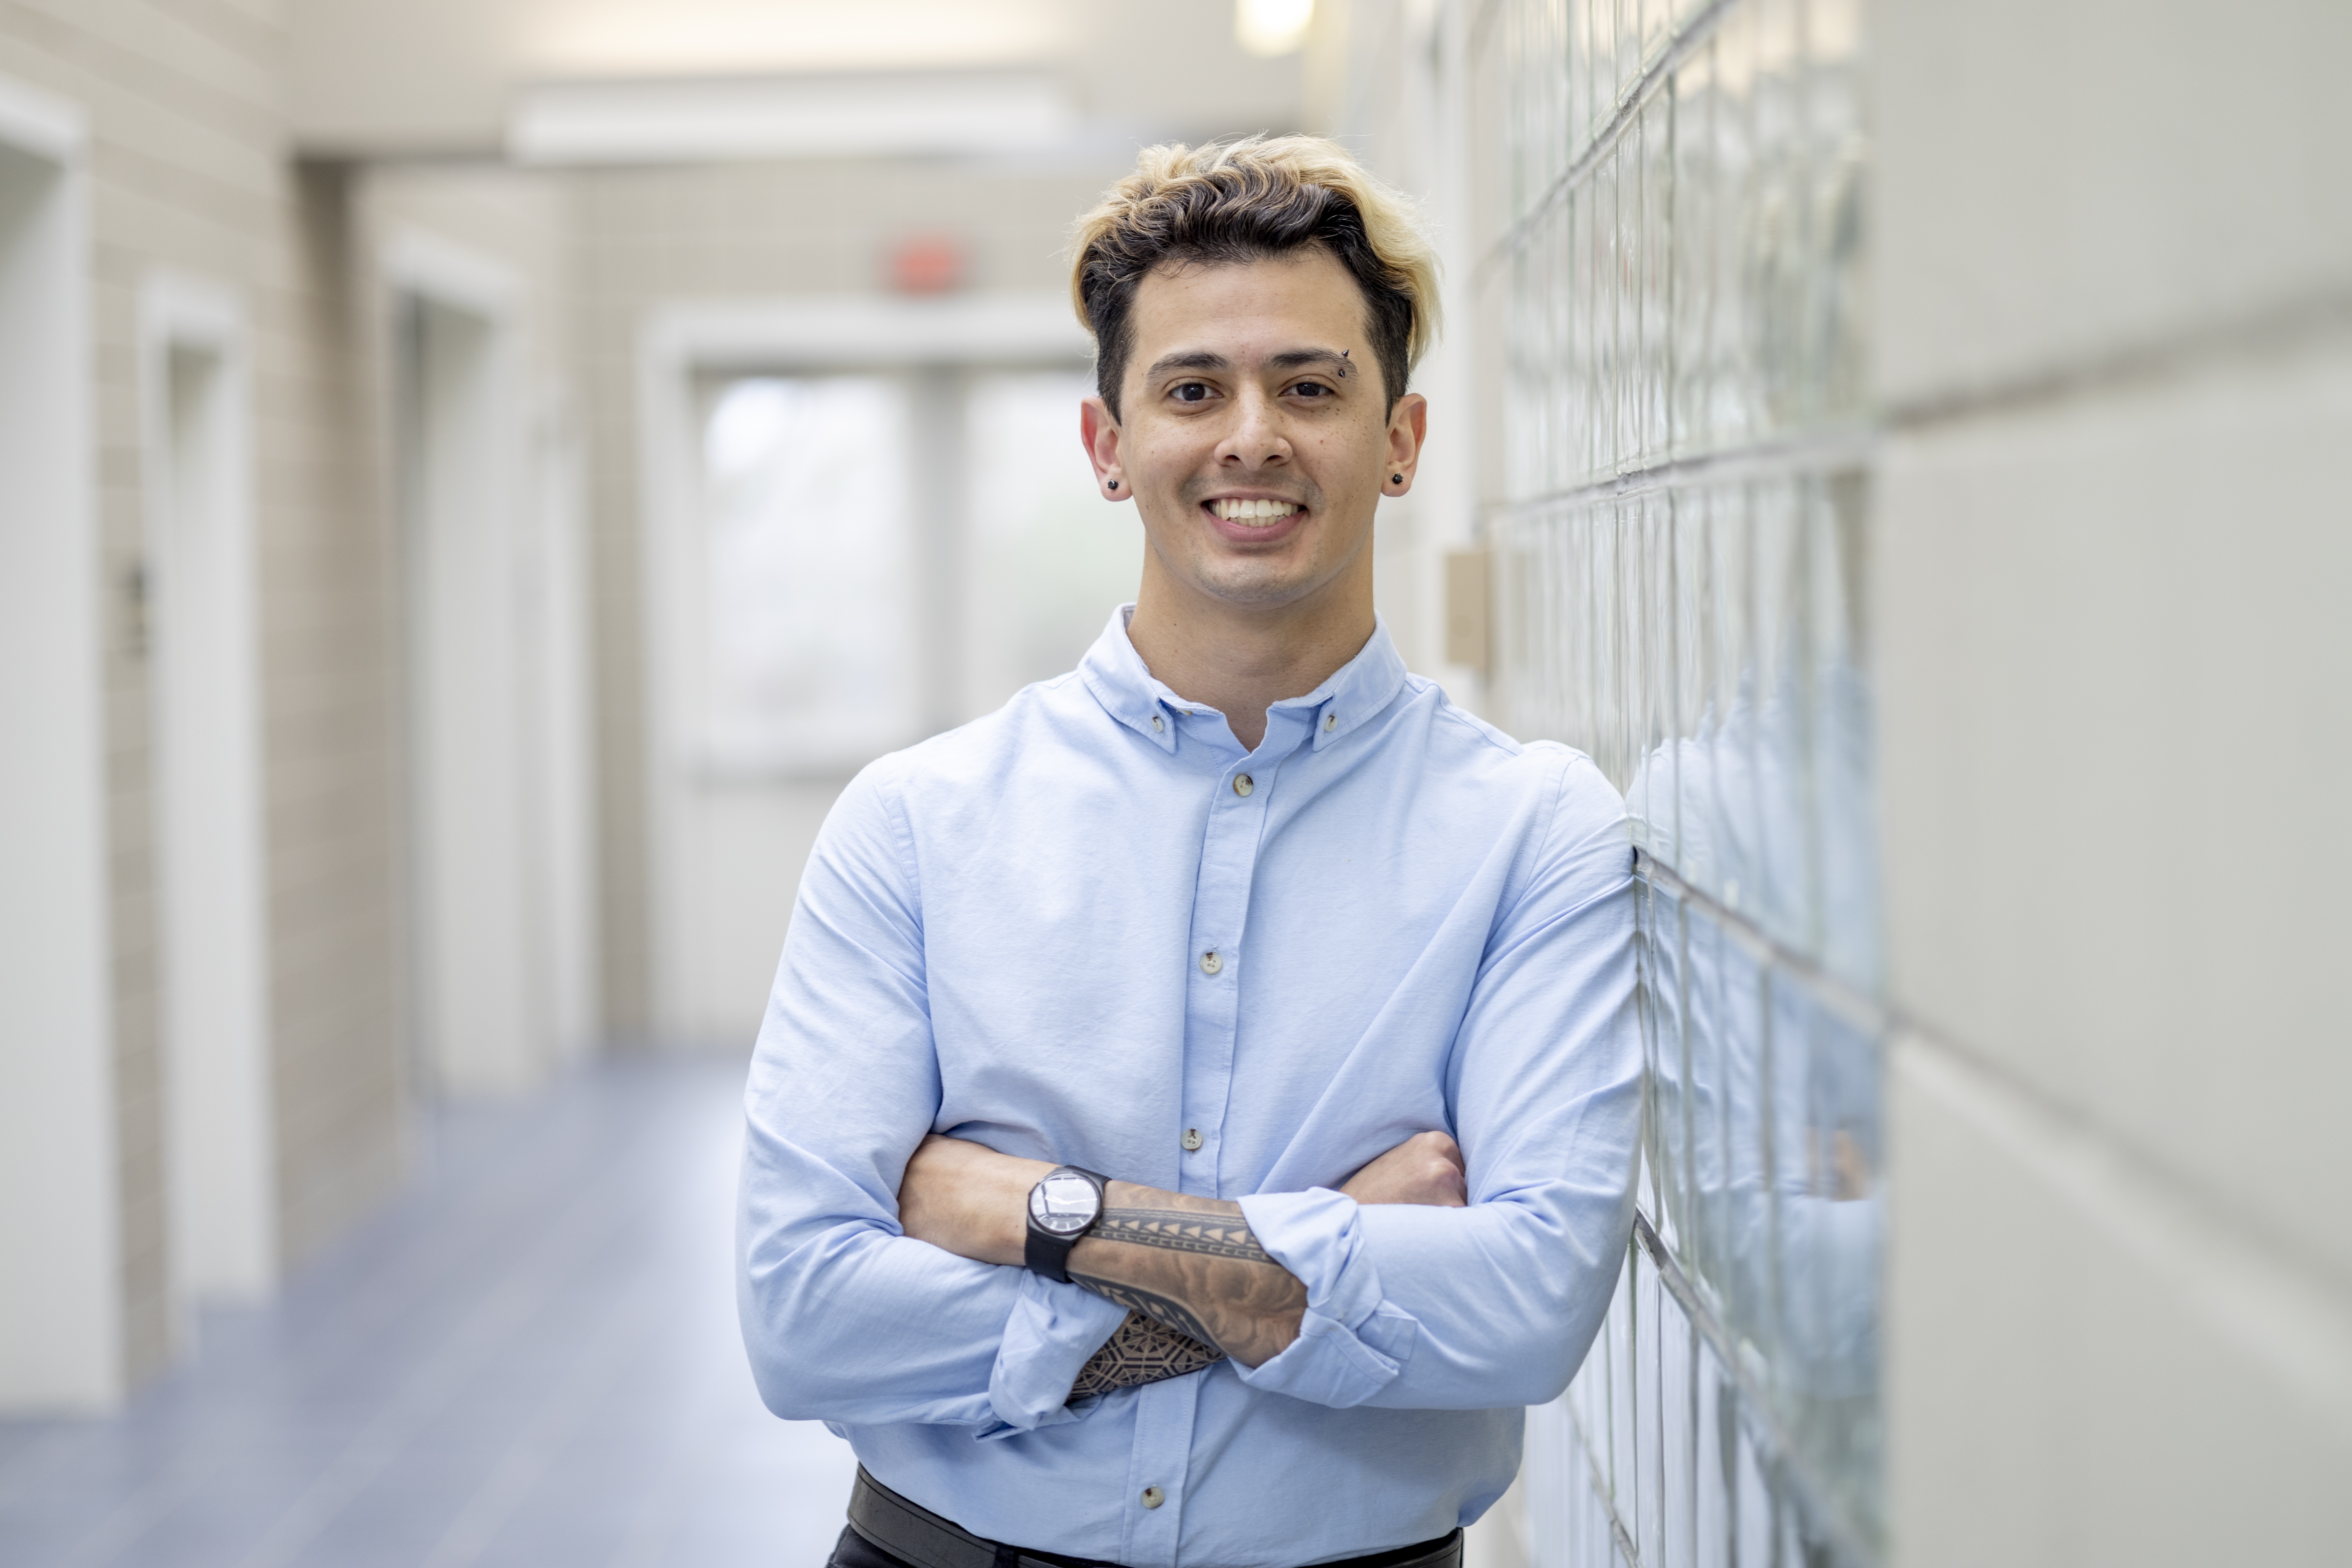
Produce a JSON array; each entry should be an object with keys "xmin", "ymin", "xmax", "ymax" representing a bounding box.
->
[
  {"xmin": 1233, "ymin": 774, "xmax": 1254, "ymax": 796},
  {"xmin": 1141, "ymin": 1486, "xmax": 1165, "ymax": 1510},
  {"xmin": 1199, "ymin": 950, "xmax": 1222, "ymax": 975},
  {"xmin": 1324, "ymin": 712, "xmax": 1337, "ymax": 732},
  {"xmin": 1182, "ymin": 1128, "xmax": 1203, "ymax": 1151},
  {"xmin": 1151, "ymin": 713, "xmax": 1164, "ymax": 732}
]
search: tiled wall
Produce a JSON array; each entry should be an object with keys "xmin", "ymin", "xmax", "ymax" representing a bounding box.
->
[
  {"xmin": 1472, "ymin": 0, "xmax": 1881, "ymax": 1561},
  {"xmin": 262, "ymin": 161, "xmax": 407, "ymax": 1270},
  {"xmin": 4, "ymin": 0, "xmax": 268, "ymax": 1384},
  {"xmin": 0, "ymin": 0, "xmax": 407, "ymax": 1388},
  {"xmin": 1868, "ymin": 1, "xmax": 2352, "ymax": 1559}
]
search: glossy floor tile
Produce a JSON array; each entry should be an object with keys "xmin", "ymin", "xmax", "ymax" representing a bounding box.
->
[{"xmin": 0, "ymin": 1057, "xmax": 859, "ymax": 1568}]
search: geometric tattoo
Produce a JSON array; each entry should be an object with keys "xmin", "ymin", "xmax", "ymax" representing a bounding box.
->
[
  {"xmin": 1089, "ymin": 1207, "xmax": 1277, "ymax": 1265},
  {"xmin": 1064, "ymin": 1204, "xmax": 1282, "ymax": 1357},
  {"xmin": 1067, "ymin": 1310, "xmax": 1225, "ymax": 1400},
  {"xmin": 1066, "ymin": 1272, "xmax": 1222, "ymax": 1349}
]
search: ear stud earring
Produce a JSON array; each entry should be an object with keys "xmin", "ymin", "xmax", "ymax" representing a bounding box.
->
[
  {"xmin": 1391, "ymin": 473, "xmax": 1403, "ymax": 484},
  {"xmin": 1108, "ymin": 480, "xmax": 1119, "ymax": 490}
]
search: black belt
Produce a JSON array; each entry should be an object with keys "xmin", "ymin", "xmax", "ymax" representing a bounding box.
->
[{"xmin": 848, "ymin": 1466, "xmax": 1464, "ymax": 1568}]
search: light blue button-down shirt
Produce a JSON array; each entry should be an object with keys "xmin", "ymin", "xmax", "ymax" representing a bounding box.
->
[{"xmin": 740, "ymin": 610, "xmax": 1641, "ymax": 1567}]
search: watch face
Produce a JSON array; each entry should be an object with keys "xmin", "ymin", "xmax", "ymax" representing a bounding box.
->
[{"xmin": 1029, "ymin": 1172, "xmax": 1100, "ymax": 1236}]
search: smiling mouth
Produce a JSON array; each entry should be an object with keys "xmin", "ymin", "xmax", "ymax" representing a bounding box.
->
[{"xmin": 1207, "ymin": 498, "xmax": 1304, "ymax": 527}]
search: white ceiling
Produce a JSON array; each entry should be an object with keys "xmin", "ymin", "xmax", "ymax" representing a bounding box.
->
[{"xmin": 288, "ymin": 0, "xmax": 1310, "ymax": 160}]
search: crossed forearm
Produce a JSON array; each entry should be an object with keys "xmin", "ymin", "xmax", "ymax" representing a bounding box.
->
[
  {"xmin": 1068, "ymin": 1310, "xmax": 1224, "ymax": 1396},
  {"xmin": 895, "ymin": 1129, "xmax": 1464, "ymax": 1394},
  {"xmin": 1066, "ymin": 1184, "xmax": 1307, "ymax": 1368}
]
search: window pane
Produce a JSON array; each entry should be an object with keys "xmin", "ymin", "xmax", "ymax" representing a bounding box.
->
[
  {"xmin": 961, "ymin": 370, "xmax": 1141, "ymax": 720},
  {"xmin": 700, "ymin": 375, "xmax": 917, "ymax": 773}
]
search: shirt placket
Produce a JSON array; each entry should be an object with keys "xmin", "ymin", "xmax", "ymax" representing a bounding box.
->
[
  {"xmin": 1120, "ymin": 712, "xmax": 1298, "ymax": 1568},
  {"xmin": 1178, "ymin": 714, "xmax": 1297, "ymax": 1199}
]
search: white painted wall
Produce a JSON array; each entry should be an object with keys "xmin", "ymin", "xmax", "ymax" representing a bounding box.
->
[
  {"xmin": 139, "ymin": 273, "xmax": 278, "ymax": 1320},
  {"xmin": 0, "ymin": 76, "xmax": 121, "ymax": 1412}
]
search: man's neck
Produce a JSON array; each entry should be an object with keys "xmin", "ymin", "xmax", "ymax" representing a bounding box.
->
[{"xmin": 1124, "ymin": 561, "xmax": 1375, "ymax": 753}]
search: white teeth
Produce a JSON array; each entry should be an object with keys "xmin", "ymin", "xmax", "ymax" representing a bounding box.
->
[{"xmin": 1212, "ymin": 498, "xmax": 1301, "ymax": 522}]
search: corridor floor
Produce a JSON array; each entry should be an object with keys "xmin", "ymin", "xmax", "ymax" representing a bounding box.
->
[{"xmin": 0, "ymin": 1057, "xmax": 860, "ymax": 1568}]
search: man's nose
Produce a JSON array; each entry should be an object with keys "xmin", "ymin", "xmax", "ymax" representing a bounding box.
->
[{"xmin": 1219, "ymin": 387, "xmax": 1290, "ymax": 466}]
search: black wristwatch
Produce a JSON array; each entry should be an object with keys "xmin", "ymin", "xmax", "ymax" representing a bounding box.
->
[{"xmin": 1024, "ymin": 1166, "xmax": 1108, "ymax": 1283}]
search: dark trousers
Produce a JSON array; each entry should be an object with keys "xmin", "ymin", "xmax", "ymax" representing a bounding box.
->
[{"xmin": 828, "ymin": 1523, "xmax": 923, "ymax": 1568}]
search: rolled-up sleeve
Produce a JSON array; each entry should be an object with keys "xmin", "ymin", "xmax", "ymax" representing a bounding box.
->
[
  {"xmin": 1236, "ymin": 756, "xmax": 1643, "ymax": 1411},
  {"xmin": 737, "ymin": 761, "xmax": 1124, "ymax": 1433}
]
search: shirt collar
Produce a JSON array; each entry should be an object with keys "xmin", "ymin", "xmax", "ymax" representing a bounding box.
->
[{"xmin": 1077, "ymin": 604, "xmax": 1410, "ymax": 755}]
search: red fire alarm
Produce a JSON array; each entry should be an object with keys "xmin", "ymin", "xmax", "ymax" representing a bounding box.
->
[{"xmin": 889, "ymin": 233, "xmax": 966, "ymax": 295}]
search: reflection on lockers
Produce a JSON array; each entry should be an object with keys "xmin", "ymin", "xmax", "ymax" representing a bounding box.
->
[{"xmin": 1477, "ymin": 0, "xmax": 1882, "ymax": 1563}]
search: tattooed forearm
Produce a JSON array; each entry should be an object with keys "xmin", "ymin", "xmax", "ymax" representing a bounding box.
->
[
  {"xmin": 1092, "ymin": 1208, "xmax": 1277, "ymax": 1263},
  {"xmin": 1066, "ymin": 1183, "xmax": 1308, "ymax": 1368},
  {"xmin": 1067, "ymin": 1311, "xmax": 1224, "ymax": 1399},
  {"xmin": 1067, "ymin": 1273, "xmax": 1223, "ymax": 1348}
]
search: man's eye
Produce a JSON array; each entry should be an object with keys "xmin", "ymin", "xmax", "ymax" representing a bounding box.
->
[
  {"xmin": 1171, "ymin": 382, "xmax": 1211, "ymax": 403},
  {"xmin": 1292, "ymin": 380, "xmax": 1335, "ymax": 398}
]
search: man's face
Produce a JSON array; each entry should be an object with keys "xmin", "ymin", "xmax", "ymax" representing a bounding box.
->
[{"xmin": 1082, "ymin": 248, "xmax": 1425, "ymax": 616}]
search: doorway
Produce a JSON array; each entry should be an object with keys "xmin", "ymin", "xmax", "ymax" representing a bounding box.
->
[
  {"xmin": 0, "ymin": 79, "xmax": 117, "ymax": 1411},
  {"xmin": 641, "ymin": 297, "xmax": 1132, "ymax": 1049},
  {"xmin": 385, "ymin": 233, "xmax": 599, "ymax": 1099},
  {"xmin": 140, "ymin": 275, "xmax": 275, "ymax": 1334},
  {"xmin": 391, "ymin": 270, "xmax": 539, "ymax": 1094}
]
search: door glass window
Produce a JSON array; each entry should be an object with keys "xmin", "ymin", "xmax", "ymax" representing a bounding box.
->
[
  {"xmin": 962, "ymin": 369, "xmax": 1141, "ymax": 720},
  {"xmin": 700, "ymin": 375, "xmax": 917, "ymax": 773}
]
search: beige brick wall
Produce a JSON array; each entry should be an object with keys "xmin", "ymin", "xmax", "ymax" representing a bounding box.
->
[
  {"xmin": 262, "ymin": 157, "xmax": 406, "ymax": 1267},
  {"xmin": 0, "ymin": 0, "xmax": 406, "ymax": 1380}
]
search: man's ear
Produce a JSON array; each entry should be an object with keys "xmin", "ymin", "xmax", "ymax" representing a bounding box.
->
[
  {"xmin": 1080, "ymin": 396, "xmax": 1129, "ymax": 500},
  {"xmin": 1384, "ymin": 393, "xmax": 1429, "ymax": 493}
]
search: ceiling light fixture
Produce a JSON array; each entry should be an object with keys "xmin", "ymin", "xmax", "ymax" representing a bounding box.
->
[
  {"xmin": 1234, "ymin": 0, "xmax": 1315, "ymax": 58},
  {"xmin": 507, "ymin": 71, "xmax": 1076, "ymax": 165}
]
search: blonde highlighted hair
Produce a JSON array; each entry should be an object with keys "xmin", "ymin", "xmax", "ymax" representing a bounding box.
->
[{"xmin": 1069, "ymin": 135, "xmax": 1440, "ymax": 417}]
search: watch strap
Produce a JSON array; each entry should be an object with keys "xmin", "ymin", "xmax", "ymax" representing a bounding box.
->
[{"xmin": 1023, "ymin": 1166, "xmax": 1107, "ymax": 1284}]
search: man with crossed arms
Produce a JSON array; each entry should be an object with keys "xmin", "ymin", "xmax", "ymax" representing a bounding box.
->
[{"xmin": 739, "ymin": 135, "xmax": 1641, "ymax": 1568}]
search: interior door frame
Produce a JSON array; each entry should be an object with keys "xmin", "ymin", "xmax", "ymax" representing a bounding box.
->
[
  {"xmin": 137, "ymin": 268, "xmax": 275, "ymax": 1326},
  {"xmin": 0, "ymin": 72, "xmax": 117, "ymax": 1412},
  {"xmin": 380, "ymin": 230, "xmax": 551, "ymax": 1097},
  {"xmin": 635, "ymin": 293, "xmax": 1089, "ymax": 1047}
]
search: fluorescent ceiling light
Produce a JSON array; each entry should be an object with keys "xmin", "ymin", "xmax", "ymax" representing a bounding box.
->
[
  {"xmin": 508, "ymin": 72, "xmax": 1078, "ymax": 165},
  {"xmin": 1235, "ymin": 0, "xmax": 1315, "ymax": 58},
  {"xmin": 520, "ymin": 0, "xmax": 1072, "ymax": 77}
]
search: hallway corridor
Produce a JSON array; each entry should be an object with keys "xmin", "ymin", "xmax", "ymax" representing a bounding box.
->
[{"xmin": 0, "ymin": 1059, "xmax": 858, "ymax": 1568}]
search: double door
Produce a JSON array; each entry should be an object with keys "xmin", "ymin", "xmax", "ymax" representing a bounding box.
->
[{"xmin": 663, "ymin": 363, "xmax": 1139, "ymax": 1047}]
